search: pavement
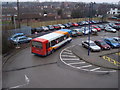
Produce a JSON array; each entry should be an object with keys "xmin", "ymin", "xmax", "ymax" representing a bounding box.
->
[{"xmin": 71, "ymin": 45, "xmax": 120, "ymax": 70}]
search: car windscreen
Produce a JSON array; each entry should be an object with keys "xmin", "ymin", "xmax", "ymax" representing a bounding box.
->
[
  {"xmin": 110, "ymin": 40, "xmax": 118, "ymax": 43},
  {"xmin": 100, "ymin": 41, "xmax": 107, "ymax": 45},
  {"xmin": 89, "ymin": 43, "xmax": 96, "ymax": 46},
  {"xmin": 12, "ymin": 34, "xmax": 24, "ymax": 38},
  {"xmin": 32, "ymin": 41, "xmax": 42, "ymax": 49}
]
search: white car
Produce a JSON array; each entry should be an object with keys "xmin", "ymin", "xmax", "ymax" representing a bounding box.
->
[
  {"xmin": 82, "ymin": 40, "xmax": 101, "ymax": 52},
  {"xmin": 58, "ymin": 24, "xmax": 65, "ymax": 29},
  {"xmin": 104, "ymin": 26, "xmax": 116, "ymax": 33}
]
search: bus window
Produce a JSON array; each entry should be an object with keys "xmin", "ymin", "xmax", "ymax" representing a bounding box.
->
[
  {"xmin": 46, "ymin": 42, "xmax": 50, "ymax": 49},
  {"xmin": 32, "ymin": 41, "xmax": 42, "ymax": 49},
  {"xmin": 51, "ymin": 40, "xmax": 56, "ymax": 46}
]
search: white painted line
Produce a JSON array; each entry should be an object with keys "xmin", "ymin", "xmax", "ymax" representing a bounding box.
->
[
  {"xmin": 62, "ymin": 52, "xmax": 73, "ymax": 54},
  {"xmin": 8, "ymin": 75, "xmax": 30, "ymax": 89},
  {"xmin": 90, "ymin": 67, "xmax": 101, "ymax": 71},
  {"xmin": 63, "ymin": 58, "xmax": 80, "ymax": 61},
  {"xmin": 77, "ymin": 65, "xmax": 92, "ymax": 69},
  {"xmin": 61, "ymin": 55, "xmax": 77, "ymax": 58},
  {"xmin": 64, "ymin": 49, "xmax": 72, "ymax": 52},
  {"xmin": 69, "ymin": 62, "xmax": 86, "ymax": 65}
]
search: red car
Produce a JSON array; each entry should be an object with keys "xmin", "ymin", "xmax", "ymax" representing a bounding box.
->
[
  {"xmin": 53, "ymin": 25, "xmax": 61, "ymax": 29},
  {"xmin": 92, "ymin": 25, "xmax": 101, "ymax": 32},
  {"xmin": 94, "ymin": 40, "xmax": 111, "ymax": 50},
  {"xmin": 72, "ymin": 23, "xmax": 79, "ymax": 27}
]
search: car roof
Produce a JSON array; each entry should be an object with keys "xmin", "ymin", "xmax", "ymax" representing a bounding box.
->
[
  {"xmin": 104, "ymin": 38, "xmax": 113, "ymax": 40},
  {"xmin": 84, "ymin": 40, "xmax": 94, "ymax": 43},
  {"xmin": 95, "ymin": 40, "xmax": 103, "ymax": 42}
]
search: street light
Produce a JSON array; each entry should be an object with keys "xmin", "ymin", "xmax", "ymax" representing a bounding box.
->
[
  {"xmin": 88, "ymin": 2, "xmax": 95, "ymax": 56},
  {"xmin": 17, "ymin": 0, "xmax": 20, "ymax": 28}
]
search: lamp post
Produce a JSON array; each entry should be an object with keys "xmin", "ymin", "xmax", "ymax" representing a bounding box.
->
[
  {"xmin": 88, "ymin": 2, "xmax": 94, "ymax": 56},
  {"xmin": 17, "ymin": 0, "xmax": 20, "ymax": 28}
]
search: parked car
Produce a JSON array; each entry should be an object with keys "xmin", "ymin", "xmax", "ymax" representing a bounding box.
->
[
  {"xmin": 41, "ymin": 26, "xmax": 49, "ymax": 31},
  {"xmin": 82, "ymin": 40, "xmax": 101, "ymax": 52},
  {"xmin": 36, "ymin": 27, "xmax": 44, "ymax": 32},
  {"xmin": 80, "ymin": 27, "xmax": 91, "ymax": 35},
  {"xmin": 77, "ymin": 22, "xmax": 83, "ymax": 26},
  {"xmin": 71, "ymin": 31, "xmax": 78, "ymax": 37},
  {"xmin": 97, "ymin": 25, "xmax": 105, "ymax": 30},
  {"xmin": 58, "ymin": 24, "xmax": 65, "ymax": 29},
  {"xmin": 12, "ymin": 36, "xmax": 32, "ymax": 44},
  {"xmin": 10, "ymin": 33, "xmax": 24, "ymax": 41},
  {"xmin": 63, "ymin": 24, "xmax": 71, "ymax": 28},
  {"xmin": 94, "ymin": 40, "xmax": 111, "ymax": 50},
  {"xmin": 92, "ymin": 25, "xmax": 101, "ymax": 32},
  {"xmin": 113, "ymin": 37, "xmax": 120, "ymax": 43},
  {"xmin": 104, "ymin": 38, "xmax": 120, "ymax": 48},
  {"xmin": 47, "ymin": 25, "xmax": 54, "ymax": 30},
  {"xmin": 71, "ymin": 28, "xmax": 83, "ymax": 36},
  {"xmin": 104, "ymin": 26, "xmax": 117, "ymax": 33},
  {"xmin": 53, "ymin": 24, "xmax": 61, "ymax": 29},
  {"xmin": 67, "ymin": 22, "xmax": 73, "ymax": 27},
  {"xmin": 108, "ymin": 23, "xmax": 120, "ymax": 31},
  {"xmin": 72, "ymin": 22, "xmax": 79, "ymax": 27}
]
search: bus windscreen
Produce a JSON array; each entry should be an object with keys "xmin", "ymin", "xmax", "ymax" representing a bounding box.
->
[{"xmin": 32, "ymin": 41, "xmax": 42, "ymax": 49}]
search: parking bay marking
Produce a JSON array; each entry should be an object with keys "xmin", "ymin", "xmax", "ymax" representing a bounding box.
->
[
  {"xmin": 61, "ymin": 55, "xmax": 77, "ymax": 58},
  {"xmin": 115, "ymin": 52, "xmax": 120, "ymax": 56},
  {"xmin": 77, "ymin": 65, "xmax": 92, "ymax": 69},
  {"xmin": 68, "ymin": 62, "xmax": 86, "ymax": 65},
  {"xmin": 90, "ymin": 67, "xmax": 101, "ymax": 71},
  {"xmin": 102, "ymin": 56, "xmax": 120, "ymax": 66}
]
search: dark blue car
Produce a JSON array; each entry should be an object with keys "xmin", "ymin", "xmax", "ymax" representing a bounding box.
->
[{"xmin": 104, "ymin": 38, "xmax": 120, "ymax": 48}]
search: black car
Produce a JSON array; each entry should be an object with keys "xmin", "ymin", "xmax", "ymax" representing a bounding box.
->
[
  {"xmin": 63, "ymin": 24, "xmax": 71, "ymax": 28},
  {"xmin": 67, "ymin": 22, "xmax": 73, "ymax": 27},
  {"xmin": 77, "ymin": 22, "xmax": 83, "ymax": 26},
  {"xmin": 36, "ymin": 27, "xmax": 44, "ymax": 33},
  {"xmin": 47, "ymin": 25, "xmax": 54, "ymax": 30}
]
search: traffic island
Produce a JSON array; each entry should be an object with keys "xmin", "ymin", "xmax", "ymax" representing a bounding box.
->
[{"xmin": 71, "ymin": 44, "xmax": 120, "ymax": 70}]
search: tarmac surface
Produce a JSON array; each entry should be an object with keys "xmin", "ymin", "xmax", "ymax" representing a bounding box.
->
[{"xmin": 71, "ymin": 45, "xmax": 119, "ymax": 70}]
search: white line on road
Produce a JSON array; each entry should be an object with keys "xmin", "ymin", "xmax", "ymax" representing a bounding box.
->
[
  {"xmin": 64, "ymin": 49, "xmax": 72, "ymax": 52},
  {"xmin": 62, "ymin": 52, "xmax": 73, "ymax": 54},
  {"xmin": 90, "ymin": 67, "xmax": 101, "ymax": 71},
  {"xmin": 68, "ymin": 62, "xmax": 86, "ymax": 65},
  {"xmin": 63, "ymin": 58, "xmax": 80, "ymax": 61},
  {"xmin": 61, "ymin": 55, "xmax": 77, "ymax": 58},
  {"xmin": 77, "ymin": 65, "xmax": 92, "ymax": 69},
  {"xmin": 8, "ymin": 75, "xmax": 30, "ymax": 89}
]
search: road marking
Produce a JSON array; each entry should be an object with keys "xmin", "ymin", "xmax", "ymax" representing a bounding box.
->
[
  {"xmin": 61, "ymin": 55, "xmax": 77, "ymax": 57},
  {"xmin": 90, "ymin": 67, "xmax": 101, "ymax": 71},
  {"xmin": 64, "ymin": 49, "xmax": 72, "ymax": 52},
  {"xmin": 68, "ymin": 62, "xmax": 85, "ymax": 65},
  {"xmin": 8, "ymin": 75, "xmax": 30, "ymax": 89},
  {"xmin": 63, "ymin": 58, "xmax": 80, "ymax": 61},
  {"xmin": 77, "ymin": 65, "xmax": 92, "ymax": 69},
  {"xmin": 115, "ymin": 52, "xmax": 120, "ymax": 56},
  {"xmin": 102, "ymin": 56, "xmax": 120, "ymax": 66},
  {"xmin": 62, "ymin": 52, "xmax": 73, "ymax": 54}
]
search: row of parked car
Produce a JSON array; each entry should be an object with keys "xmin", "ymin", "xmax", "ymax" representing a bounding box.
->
[
  {"xmin": 31, "ymin": 20, "xmax": 107, "ymax": 34},
  {"xmin": 82, "ymin": 37, "xmax": 120, "ymax": 52}
]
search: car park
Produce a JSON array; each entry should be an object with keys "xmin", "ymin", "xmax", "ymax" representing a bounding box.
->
[
  {"xmin": 10, "ymin": 33, "xmax": 25, "ymax": 41},
  {"xmin": 104, "ymin": 38, "xmax": 120, "ymax": 48},
  {"xmin": 82, "ymin": 40, "xmax": 101, "ymax": 52},
  {"xmin": 12, "ymin": 36, "xmax": 32, "ymax": 44},
  {"xmin": 94, "ymin": 40, "xmax": 111, "ymax": 50},
  {"xmin": 71, "ymin": 28, "xmax": 83, "ymax": 36}
]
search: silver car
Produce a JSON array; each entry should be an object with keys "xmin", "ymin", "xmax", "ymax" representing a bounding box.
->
[{"xmin": 82, "ymin": 40, "xmax": 101, "ymax": 52}]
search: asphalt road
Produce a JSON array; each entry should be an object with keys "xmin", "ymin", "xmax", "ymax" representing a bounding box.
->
[{"xmin": 2, "ymin": 28, "xmax": 119, "ymax": 88}]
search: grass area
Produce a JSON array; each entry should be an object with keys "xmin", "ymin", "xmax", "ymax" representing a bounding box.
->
[{"xmin": 3, "ymin": 17, "xmax": 102, "ymax": 30}]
